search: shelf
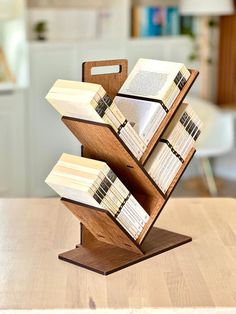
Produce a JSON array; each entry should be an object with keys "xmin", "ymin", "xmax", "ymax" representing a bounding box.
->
[
  {"xmin": 58, "ymin": 59, "xmax": 198, "ymax": 275},
  {"xmin": 62, "ymin": 60, "xmax": 198, "ymax": 246},
  {"xmin": 59, "ymin": 225, "xmax": 192, "ymax": 275},
  {"xmin": 137, "ymin": 147, "xmax": 196, "ymax": 244},
  {"xmin": 62, "ymin": 118, "xmax": 196, "ymax": 246},
  {"xmin": 128, "ymin": 35, "xmax": 190, "ymax": 43},
  {"xmin": 61, "ymin": 197, "xmax": 144, "ymax": 254},
  {"xmin": 62, "ymin": 116, "xmax": 165, "ymax": 199},
  {"xmin": 140, "ymin": 69, "xmax": 199, "ymax": 165}
]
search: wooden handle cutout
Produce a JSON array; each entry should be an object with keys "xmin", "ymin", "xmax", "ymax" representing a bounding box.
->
[
  {"xmin": 91, "ymin": 65, "xmax": 121, "ymax": 76},
  {"xmin": 82, "ymin": 59, "xmax": 128, "ymax": 99}
]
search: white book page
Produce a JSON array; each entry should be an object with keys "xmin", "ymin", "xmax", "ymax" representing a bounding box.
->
[
  {"xmin": 119, "ymin": 58, "xmax": 184, "ymax": 100},
  {"xmin": 115, "ymin": 96, "xmax": 158, "ymax": 135}
]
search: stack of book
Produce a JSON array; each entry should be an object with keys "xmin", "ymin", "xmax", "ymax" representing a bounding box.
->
[
  {"xmin": 145, "ymin": 103, "xmax": 202, "ymax": 193},
  {"xmin": 132, "ymin": 5, "xmax": 180, "ymax": 37},
  {"xmin": 46, "ymin": 153, "xmax": 149, "ymax": 240},
  {"xmin": 46, "ymin": 80, "xmax": 146, "ymax": 160},
  {"xmin": 115, "ymin": 58, "xmax": 190, "ymax": 145}
]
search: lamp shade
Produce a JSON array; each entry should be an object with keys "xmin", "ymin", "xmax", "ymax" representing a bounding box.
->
[
  {"xmin": 0, "ymin": 0, "xmax": 24, "ymax": 20},
  {"xmin": 180, "ymin": 0, "xmax": 234, "ymax": 16}
]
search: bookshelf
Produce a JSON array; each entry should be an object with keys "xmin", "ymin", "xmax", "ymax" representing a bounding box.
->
[
  {"xmin": 57, "ymin": 59, "xmax": 199, "ymax": 275},
  {"xmin": 27, "ymin": 0, "xmax": 184, "ymax": 41}
]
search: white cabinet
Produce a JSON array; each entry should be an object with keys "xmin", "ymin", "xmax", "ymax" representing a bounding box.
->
[
  {"xmin": 27, "ymin": 44, "xmax": 81, "ymax": 197},
  {"xmin": 0, "ymin": 91, "xmax": 26, "ymax": 196}
]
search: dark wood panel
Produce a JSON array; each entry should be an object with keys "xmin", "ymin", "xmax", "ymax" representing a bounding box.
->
[
  {"xmin": 140, "ymin": 69, "xmax": 199, "ymax": 164},
  {"xmin": 217, "ymin": 14, "xmax": 236, "ymax": 106},
  {"xmin": 82, "ymin": 59, "xmax": 128, "ymax": 100},
  {"xmin": 62, "ymin": 116, "xmax": 164, "ymax": 199},
  {"xmin": 61, "ymin": 198, "xmax": 144, "ymax": 255},
  {"xmin": 59, "ymin": 227, "xmax": 192, "ymax": 275},
  {"xmin": 58, "ymin": 59, "xmax": 198, "ymax": 275}
]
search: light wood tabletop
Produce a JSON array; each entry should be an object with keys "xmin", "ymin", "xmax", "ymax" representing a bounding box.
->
[{"xmin": 0, "ymin": 197, "xmax": 236, "ymax": 309}]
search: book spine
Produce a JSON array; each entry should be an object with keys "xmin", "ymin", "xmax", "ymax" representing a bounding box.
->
[
  {"xmin": 116, "ymin": 214, "xmax": 139, "ymax": 239},
  {"xmin": 151, "ymin": 144, "xmax": 169, "ymax": 181},
  {"xmin": 166, "ymin": 155, "xmax": 183, "ymax": 192},
  {"xmin": 143, "ymin": 106, "xmax": 166, "ymax": 144},
  {"xmin": 119, "ymin": 126, "xmax": 143, "ymax": 160},
  {"xmin": 96, "ymin": 95, "xmax": 145, "ymax": 159},
  {"xmin": 90, "ymin": 182, "xmax": 140, "ymax": 238},
  {"xmin": 102, "ymin": 95, "xmax": 146, "ymax": 151},
  {"xmin": 163, "ymin": 68, "xmax": 190, "ymax": 109},
  {"xmin": 158, "ymin": 151, "xmax": 179, "ymax": 192},
  {"xmin": 169, "ymin": 70, "xmax": 190, "ymax": 108},
  {"xmin": 181, "ymin": 121, "xmax": 202, "ymax": 158},
  {"xmin": 132, "ymin": 5, "xmax": 140, "ymax": 37},
  {"xmin": 97, "ymin": 166, "xmax": 148, "ymax": 224},
  {"xmin": 140, "ymin": 6, "xmax": 149, "ymax": 37},
  {"xmin": 91, "ymin": 98, "xmax": 142, "ymax": 159},
  {"xmin": 163, "ymin": 107, "xmax": 192, "ymax": 156},
  {"xmin": 145, "ymin": 142, "xmax": 166, "ymax": 176},
  {"xmin": 153, "ymin": 144, "xmax": 173, "ymax": 191},
  {"xmin": 103, "ymin": 167, "xmax": 149, "ymax": 222},
  {"xmin": 162, "ymin": 156, "xmax": 182, "ymax": 193},
  {"xmin": 172, "ymin": 109, "xmax": 201, "ymax": 156}
]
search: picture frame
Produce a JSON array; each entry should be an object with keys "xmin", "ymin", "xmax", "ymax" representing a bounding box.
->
[{"xmin": 0, "ymin": 48, "xmax": 15, "ymax": 84}]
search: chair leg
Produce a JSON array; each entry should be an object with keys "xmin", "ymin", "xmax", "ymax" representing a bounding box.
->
[{"xmin": 199, "ymin": 157, "xmax": 218, "ymax": 197}]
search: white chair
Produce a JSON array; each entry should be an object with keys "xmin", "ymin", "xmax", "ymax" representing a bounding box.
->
[{"xmin": 186, "ymin": 96, "xmax": 235, "ymax": 196}]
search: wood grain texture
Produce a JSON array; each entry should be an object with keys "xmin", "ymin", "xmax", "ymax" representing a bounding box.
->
[
  {"xmin": 0, "ymin": 198, "xmax": 236, "ymax": 308},
  {"xmin": 140, "ymin": 69, "xmax": 199, "ymax": 164},
  {"xmin": 82, "ymin": 59, "xmax": 128, "ymax": 100},
  {"xmin": 61, "ymin": 198, "xmax": 143, "ymax": 255},
  {"xmin": 82, "ymin": 60, "xmax": 198, "ymax": 165},
  {"xmin": 78, "ymin": 148, "xmax": 196, "ymax": 246},
  {"xmin": 217, "ymin": 14, "xmax": 236, "ymax": 106},
  {"xmin": 62, "ymin": 117, "xmax": 167, "ymax": 245},
  {"xmin": 59, "ymin": 227, "xmax": 191, "ymax": 275},
  {"xmin": 62, "ymin": 116, "xmax": 164, "ymax": 199},
  {"xmin": 62, "ymin": 64, "xmax": 198, "ymax": 247}
]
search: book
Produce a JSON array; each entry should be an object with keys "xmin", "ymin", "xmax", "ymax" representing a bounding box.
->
[
  {"xmin": 118, "ymin": 58, "xmax": 190, "ymax": 109},
  {"xmin": 115, "ymin": 96, "xmax": 166, "ymax": 145},
  {"xmin": 162, "ymin": 7, "xmax": 180, "ymax": 36},
  {"xmin": 133, "ymin": 6, "xmax": 163, "ymax": 37},
  {"xmin": 131, "ymin": 5, "xmax": 180, "ymax": 38},
  {"xmin": 46, "ymin": 153, "xmax": 150, "ymax": 239},
  {"xmin": 161, "ymin": 103, "xmax": 202, "ymax": 158},
  {"xmin": 46, "ymin": 80, "xmax": 146, "ymax": 160},
  {"xmin": 145, "ymin": 103, "xmax": 202, "ymax": 193},
  {"xmin": 115, "ymin": 58, "xmax": 190, "ymax": 145}
]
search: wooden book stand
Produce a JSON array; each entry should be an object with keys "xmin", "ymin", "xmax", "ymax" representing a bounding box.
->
[{"xmin": 58, "ymin": 59, "xmax": 199, "ymax": 275}]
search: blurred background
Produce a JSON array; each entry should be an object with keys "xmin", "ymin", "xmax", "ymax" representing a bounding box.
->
[{"xmin": 0, "ymin": 0, "xmax": 235, "ymax": 198}]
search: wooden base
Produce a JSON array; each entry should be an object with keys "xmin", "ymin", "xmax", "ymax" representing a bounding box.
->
[{"xmin": 58, "ymin": 227, "xmax": 192, "ymax": 275}]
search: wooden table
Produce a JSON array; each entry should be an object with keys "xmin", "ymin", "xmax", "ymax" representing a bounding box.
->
[{"xmin": 0, "ymin": 197, "xmax": 236, "ymax": 309}]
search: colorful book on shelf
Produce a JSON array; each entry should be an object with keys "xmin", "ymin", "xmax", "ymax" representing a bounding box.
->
[
  {"xmin": 132, "ymin": 6, "xmax": 162, "ymax": 37},
  {"xmin": 162, "ymin": 7, "xmax": 180, "ymax": 36},
  {"xmin": 45, "ymin": 153, "xmax": 149, "ymax": 240},
  {"xmin": 115, "ymin": 58, "xmax": 190, "ymax": 145},
  {"xmin": 144, "ymin": 103, "xmax": 202, "ymax": 193},
  {"xmin": 131, "ymin": 5, "xmax": 180, "ymax": 37},
  {"xmin": 46, "ymin": 80, "xmax": 146, "ymax": 160}
]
